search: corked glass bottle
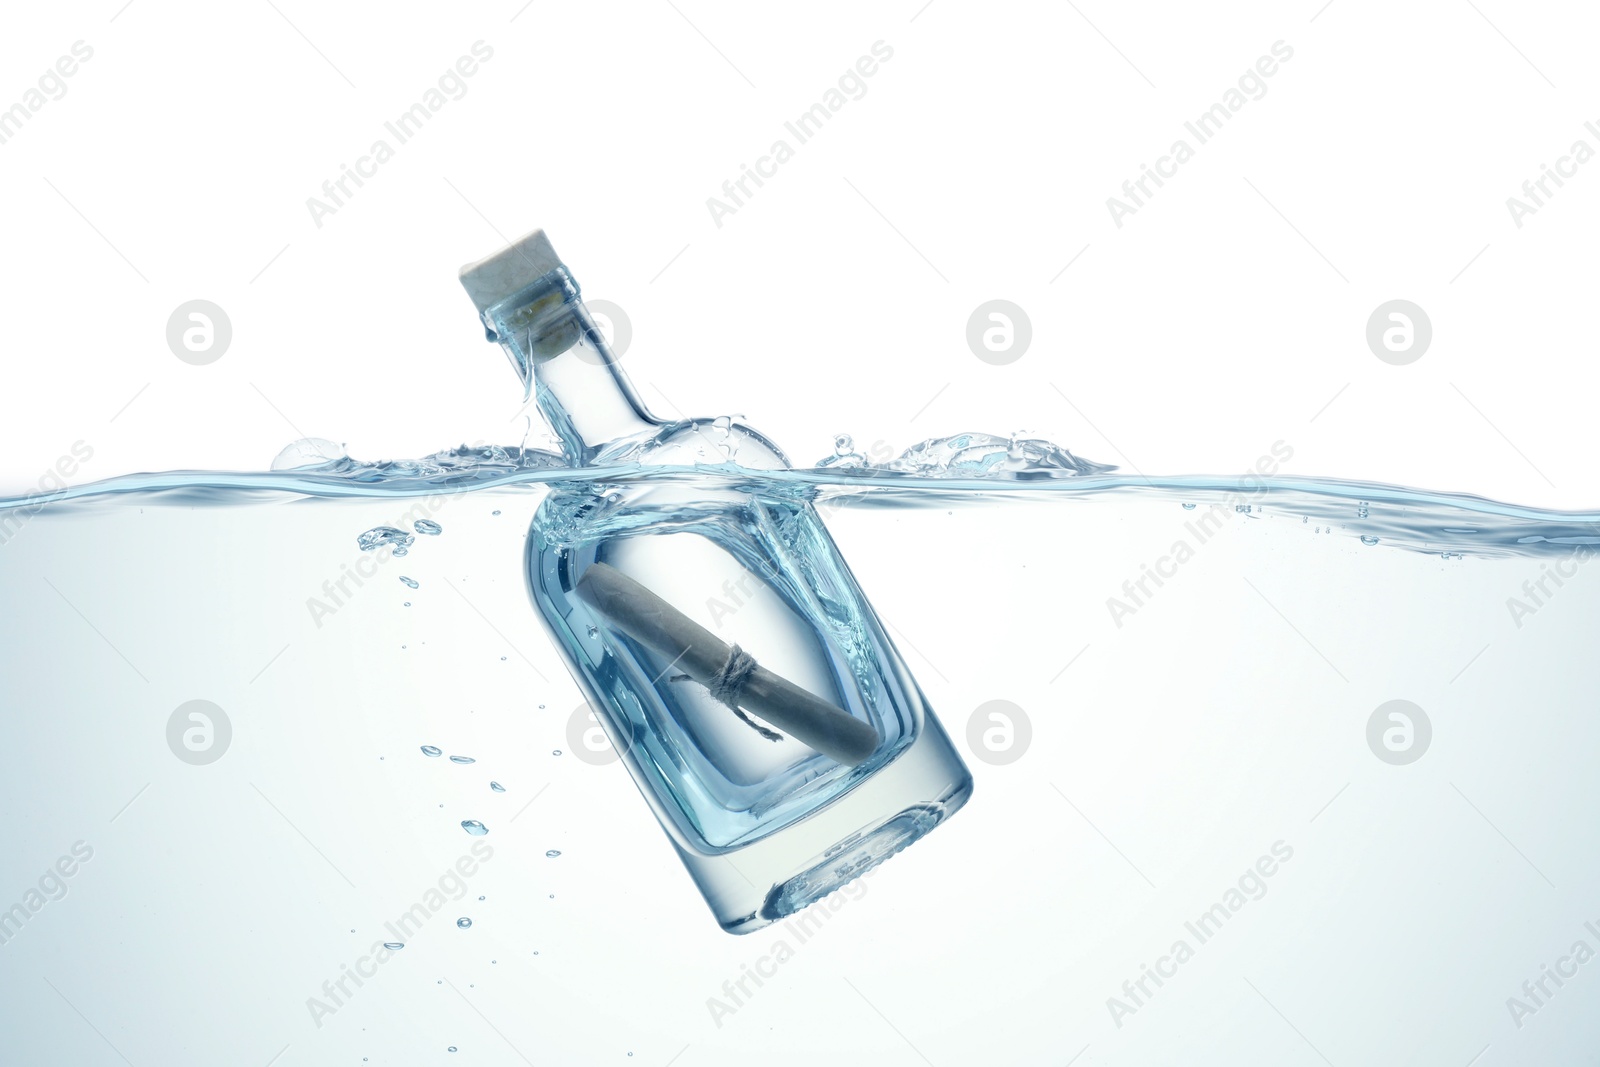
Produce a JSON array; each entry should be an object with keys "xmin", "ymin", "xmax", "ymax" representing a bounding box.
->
[{"xmin": 459, "ymin": 230, "xmax": 972, "ymax": 933}]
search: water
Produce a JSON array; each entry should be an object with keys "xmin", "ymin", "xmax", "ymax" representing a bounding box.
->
[
  {"xmin": 9, "ymin": 431, "xmax": 1600, "ymax": 556},
  {"xmin": 4, "ymin": 431, "xmax": 1600, "ymax": 1063}
]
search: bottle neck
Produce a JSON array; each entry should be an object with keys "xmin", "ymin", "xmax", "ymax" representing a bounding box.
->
[{"xmin": 485, "ymin": 268, "xmax": 660, "ymax": 465}]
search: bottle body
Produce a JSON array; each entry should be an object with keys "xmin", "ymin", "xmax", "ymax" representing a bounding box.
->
[
  {"xmin": 459, "ymin": 230, "xmax": 972, "ymax": 932},
  {"xmin": 531, "ymin": 464, "xmax": 971, "ymax": 930}
]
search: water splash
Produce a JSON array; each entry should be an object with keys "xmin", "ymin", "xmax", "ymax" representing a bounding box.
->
[
  {"xmin": 818, "ymin": 431, "xmax": 1115, "ymax": 479},
  {"xmin": 271, "ymin": 437, "xmax": 348, "ymax": 471},
  {"xmin": 6, "ymin": 433, "xmax": 1600, "ymax": 560}
]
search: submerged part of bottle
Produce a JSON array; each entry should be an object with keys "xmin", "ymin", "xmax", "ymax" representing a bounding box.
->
[
  {"xmin": 530, "ymin": 480, "xmax": 972, "ymax": 931},
  {"xmin": 459, "ymin": 229, "xmax": 972, "ymax": 933}
]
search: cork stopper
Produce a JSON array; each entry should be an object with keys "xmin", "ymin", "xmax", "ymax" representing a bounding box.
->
[{"xmin": 457, "ymin": 229, "xmax": 564, "ymax": 316}]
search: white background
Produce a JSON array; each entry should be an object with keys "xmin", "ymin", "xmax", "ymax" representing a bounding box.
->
[{"xmin": 2, "ymin": 0, "xmax": 1596, "ymax": 507}]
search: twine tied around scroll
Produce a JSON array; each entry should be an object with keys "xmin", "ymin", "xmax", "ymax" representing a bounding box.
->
[{"xmin": 671, "ymin": 644, "xmax": 781, "ymax": 742}]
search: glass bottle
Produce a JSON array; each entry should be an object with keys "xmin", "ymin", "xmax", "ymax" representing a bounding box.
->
[{"xmin": 459, "ymin": 230, "xmax": 973, "ymax": 933}]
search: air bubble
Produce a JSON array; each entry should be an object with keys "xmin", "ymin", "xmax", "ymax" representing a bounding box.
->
[{"xmin": 358, "ymin": 526, "xmax": 413, "ymax": 556}]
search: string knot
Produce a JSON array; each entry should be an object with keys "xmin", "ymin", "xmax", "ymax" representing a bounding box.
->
[{"xmin": 672, "ymin": 644, "xmax": 781, "ymax": 743}]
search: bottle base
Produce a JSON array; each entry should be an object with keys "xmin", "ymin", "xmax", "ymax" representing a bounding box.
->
[
  {"xmin": 675, "ymin": 722, "xmax": 974, "ymax": 935},
  {"xmin": 758, "ymin": 786, "xmax": 972, "ymax": 927}
]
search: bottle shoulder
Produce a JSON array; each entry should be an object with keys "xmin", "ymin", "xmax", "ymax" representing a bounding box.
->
[{"xmin": 594, "ymin": 417, "xmax": 790, "ymax": 469}]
